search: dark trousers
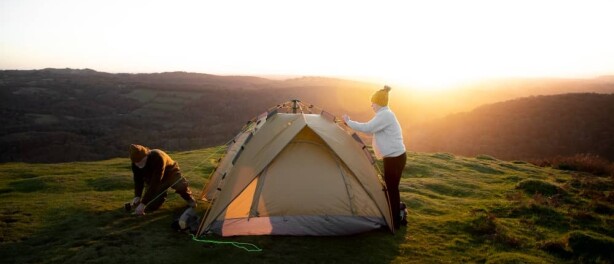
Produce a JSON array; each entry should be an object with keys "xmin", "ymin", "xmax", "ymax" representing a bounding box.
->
[
  {"xmin": 146, "ymin": 173, "xmax": 193, "ymax": 212},
  {"xmin": 384, "ymin": 152, "xmax": 407, "ymax": 229}
]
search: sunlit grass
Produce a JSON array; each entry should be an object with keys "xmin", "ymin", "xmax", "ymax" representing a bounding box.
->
[{"xmin": 0, "ymin": 149, "xmax": 612, "ymax": 263}]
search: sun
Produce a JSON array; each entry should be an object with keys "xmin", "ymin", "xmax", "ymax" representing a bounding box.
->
[{"xmin": 361, "ymin": 63, "xmax": 487, "ymax": 93}]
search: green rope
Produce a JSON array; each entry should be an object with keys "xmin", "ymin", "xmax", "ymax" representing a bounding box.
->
[{"xmin": 191, "ymin": 234, "xmax": 262, "ymax": 252}]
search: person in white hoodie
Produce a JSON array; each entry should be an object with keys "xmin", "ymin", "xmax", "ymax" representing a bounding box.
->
[{"xmin": 343, "ymin": 85, "xmax": 407, "ymax": 229}]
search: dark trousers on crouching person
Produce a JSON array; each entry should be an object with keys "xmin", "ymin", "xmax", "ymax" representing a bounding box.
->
[
  {"xmin": 384, "ymin": 152, "xmax": 407, "ymax": 230},
  {"xmin": 146, "ymin": 172, "xmax": 194, "ymax": 212}
]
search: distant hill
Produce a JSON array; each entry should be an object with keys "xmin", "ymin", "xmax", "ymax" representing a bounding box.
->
[
  {"xmin": 405, "ymin": 76, "xmax": 614, "ymax": 121},
  {"xmin": 0, "ymin": 69, "xmax": 378, "ymax": 162},
  {"xmin": 411, "ymin": 93, "xmax": 614, "ymax": 161},
  {"xmin": 1, "ymin": 68, "xmax": 613, "ymax": 162}
]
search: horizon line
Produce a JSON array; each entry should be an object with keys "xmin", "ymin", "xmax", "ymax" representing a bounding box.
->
[{"xmin": 2, "ymin": 67, "xmax": 614, "ymax": 86}]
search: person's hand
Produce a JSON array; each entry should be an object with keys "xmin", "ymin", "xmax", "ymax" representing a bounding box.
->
[
  {"xmin": 131, "ymin": 197, "xmax": 141, "ymax": 207},
  {"xmin": 135, "ymin": 203, "xmax": 146, "ymax": 215},
  {"xmin": 342, "ymin": 114, "xmax": 350, "ymax": 124}
]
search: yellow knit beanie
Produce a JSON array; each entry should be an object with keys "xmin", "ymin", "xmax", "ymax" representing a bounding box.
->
[
  {"xmin": 129, "ymin": 144, "xmax": 149, "ymax": 163},
  {"xmin": 371, "ymin": 85, "xmax": 391, "ymax": 106}
]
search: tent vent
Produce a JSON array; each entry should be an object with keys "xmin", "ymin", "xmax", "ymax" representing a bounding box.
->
[
  {"xmin": 232, "ymin": 147, "xmax": 244, "ymax": 165},
  {"xmin": 244, "ymin": 132, "xmax": 254, "ymax": 145}
]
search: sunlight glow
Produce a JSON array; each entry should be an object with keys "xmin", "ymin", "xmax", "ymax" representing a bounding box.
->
[{"xmin": 1, "ymin": 0, "xmax": 613, "ymax": 91}]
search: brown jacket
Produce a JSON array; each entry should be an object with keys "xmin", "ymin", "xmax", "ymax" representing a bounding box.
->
[{"xmin": 132, "ymin": 149, "xmax": 180, "ymax": 205}]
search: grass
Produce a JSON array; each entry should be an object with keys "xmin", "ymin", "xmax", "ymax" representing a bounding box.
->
[
  {"xmin": 516, "ymin": 179, "xmax": 567, "ymax": 197},
  {"xmin": 1, "ymin": 149, "xmax": 613, "ymax": 263}
]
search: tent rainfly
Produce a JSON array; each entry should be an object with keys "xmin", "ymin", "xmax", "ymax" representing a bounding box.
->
[{"xmin": 197, "ymin": 100, "xmax": 394, "ymax": 236}]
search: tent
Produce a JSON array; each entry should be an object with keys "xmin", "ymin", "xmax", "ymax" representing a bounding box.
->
[{"xmin": 197, "ymin": 100, "xmax": 394, "ymax": 236}]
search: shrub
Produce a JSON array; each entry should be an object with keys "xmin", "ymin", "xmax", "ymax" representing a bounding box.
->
[{"xmin": 532, "ymin": 154, "xmax": 614, "ymax": 176}]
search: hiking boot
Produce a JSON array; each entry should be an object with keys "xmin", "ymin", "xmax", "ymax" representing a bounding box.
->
[{"xmin": 400, "ymin": 202, "xmax": 408, "ymax": 226}]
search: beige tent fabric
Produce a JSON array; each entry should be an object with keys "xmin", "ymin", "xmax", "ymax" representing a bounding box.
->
[
  {"xmin": 224, "ymin": 176, "xmax": 259, "ymax": 219},
  {"xmin": 201, "ymin": 113, "xmax": 268, "ymax": 200},
  {"xmin": 303, "ymin": 114, "xmax": 393, "ymax": 229},
  {"xmin": 198, "ymin": 111, "xmax": 394, "ymax": 236},
  {"xmin": 201, "ymin": 131, "xmax": 246, "ymax": 200},
  {"xmin": 201, "ymin": 114, "xmax": 306, "ymax": 231},
  {"xmin": 254, "ymin": 131, "xmax": 356, "ymax": 216},
  {"xmin": 249, "ymin": 127, "xmax": 383, "ymax": 218}
]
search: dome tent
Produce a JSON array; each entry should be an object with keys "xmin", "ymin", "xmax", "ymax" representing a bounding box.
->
[{"xmin": 197, "ymin": 100, "xmax": 394, "ymax": 236}]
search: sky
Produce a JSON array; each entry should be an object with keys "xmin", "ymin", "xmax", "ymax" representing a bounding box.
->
[{"xmin": 1, "ymin": 0, "xmax": 614, "ymax": 90}]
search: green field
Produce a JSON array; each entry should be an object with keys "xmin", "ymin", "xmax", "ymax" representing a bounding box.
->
[{"xmin": 0, "ymin": 148, "xmax": 612, "ymax": 263}]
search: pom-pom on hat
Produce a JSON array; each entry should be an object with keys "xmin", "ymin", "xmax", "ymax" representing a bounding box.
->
[
  {"xmin": 371, "ymin": 85, "xmax": 392, "ymax": 106},
  {"xmin": 129, "ymin": 144, "xmax": 149, "ymax": 163}
]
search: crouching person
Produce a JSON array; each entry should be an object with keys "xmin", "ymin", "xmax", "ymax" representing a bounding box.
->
[{"xmin": 128, "ymin": 144, "xmax": 196, "ymax": 215}]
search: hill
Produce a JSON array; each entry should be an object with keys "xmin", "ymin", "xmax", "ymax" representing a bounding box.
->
[
  {"xmin": 411, "ymin": 93, "xmax": 614, "ymax": 161},
  {"xmin": 0, "ymin": 148, "xmax": 612, "ymax": 263},
  {"xmin": 0, "ymin": 69, "xmax": 377, "ymax": 162},
  {"xmin": 2, "ymin": 69, "xmax": 614, "ymax": 163}
]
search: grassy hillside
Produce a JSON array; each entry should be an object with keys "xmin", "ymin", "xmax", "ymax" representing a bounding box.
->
[
  {"xmin": 0, "ymin": 148, "xmax": 613, "ymax": 263},
  {"xmin": 412, "ymin": 93, "xmax": 614, "ymax": 161}
]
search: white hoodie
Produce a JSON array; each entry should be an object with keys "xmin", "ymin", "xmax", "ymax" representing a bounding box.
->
[{"xmin": 346, "ymin": 107, "xmax": 406, "ymax": 159}]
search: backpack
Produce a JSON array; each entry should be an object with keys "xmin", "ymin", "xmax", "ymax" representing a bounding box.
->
[{"xmin": 171, "ymin": 207, "xmax": 200, "ymax": 234}]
